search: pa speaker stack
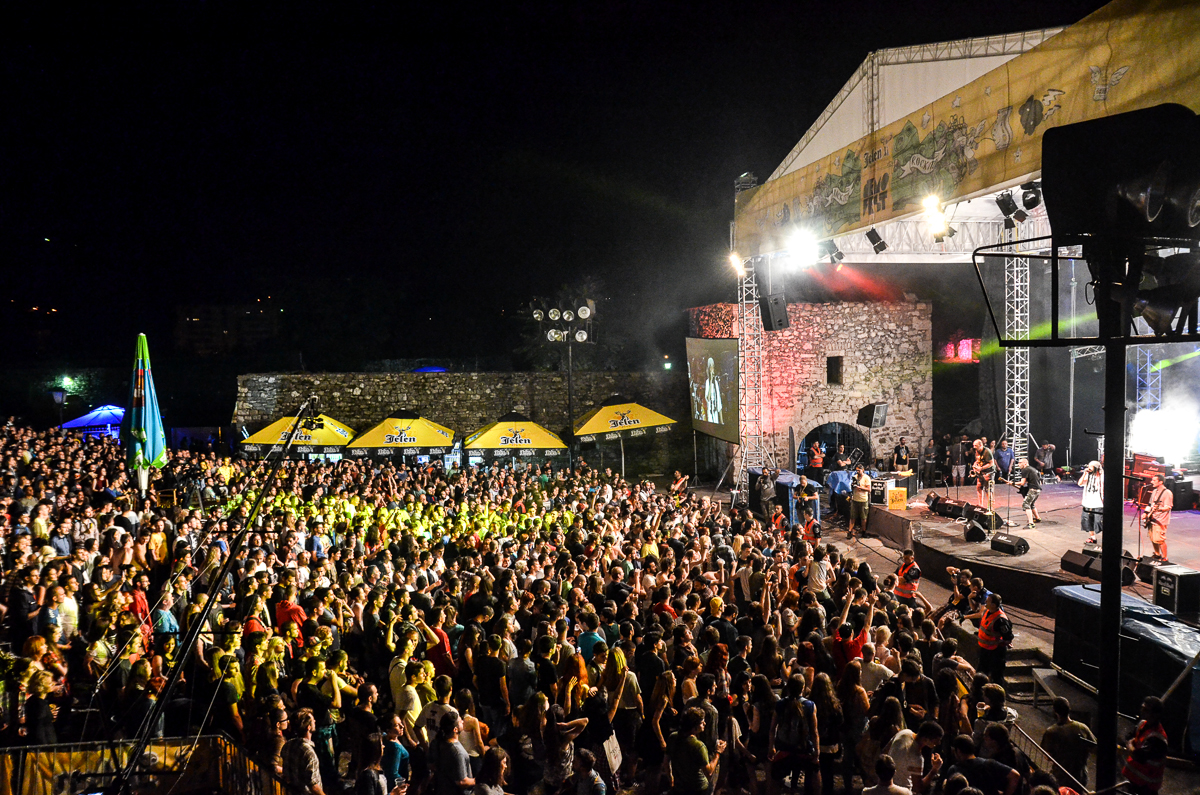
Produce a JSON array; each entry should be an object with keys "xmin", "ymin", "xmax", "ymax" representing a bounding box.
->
[
  {"xmin": 1061, "ymin": 547, "xmax": 1137, "ymax": 586},
  {"xmin": 759, "ymin": 292, "xmax": 790, "ymax": 330}
]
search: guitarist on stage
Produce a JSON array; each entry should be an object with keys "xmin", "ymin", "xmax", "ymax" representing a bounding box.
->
[
  {"xmin": 971, "ymin": 439, "xmax": 996, "ymax": 506},
  {"xmin": 1145, "ymin": 474, "xmax": 1174, "ymax": 562}
]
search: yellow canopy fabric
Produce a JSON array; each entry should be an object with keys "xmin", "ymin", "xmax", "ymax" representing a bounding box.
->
[
  {"xmin": 347, "ymin": 412, "xmax": 455, "ymax": 459},
  {"xmin": 242, "ymin": 413, "xmax": 356, "ymax": 455},
  {"xmin": 464, "ymin": 412, "xmax": 566, "ymax": 461},
  {"xmin": 574, "ymin": 401, "xmax": 676, "ymax": 442}
]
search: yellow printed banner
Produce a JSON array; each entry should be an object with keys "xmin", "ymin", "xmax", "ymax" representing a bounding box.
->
[{"xmin": 734, "ymin": 0, "xmax": 1200, "ymax": 254}]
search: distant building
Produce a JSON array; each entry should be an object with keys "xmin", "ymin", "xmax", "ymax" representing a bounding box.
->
[{"xmin": 173, "ymin": 301, "xmax": 280, "ymax": 356}]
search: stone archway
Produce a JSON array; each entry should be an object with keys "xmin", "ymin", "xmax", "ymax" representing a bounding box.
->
[{"xmin": 798, "ymin": 421, "xmax": 871, "ymax": 470}]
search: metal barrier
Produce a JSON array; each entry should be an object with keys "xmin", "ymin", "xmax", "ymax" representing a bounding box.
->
[
  {"xmin": 1011, "ymin": 722, "xmax": 1092, "ymax": 794},
  {"xmin": 1, "ymin": 734, "xmax": 295, "ymax": 795}
]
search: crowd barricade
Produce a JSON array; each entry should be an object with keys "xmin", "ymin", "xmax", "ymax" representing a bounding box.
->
[
  {"xmin": 0, "ymin": 734, "xmax": 293, "ymax": 795},
  {"xmin": 1011, "ymin": 722, "xmax": 1091, "ymax": 794}
]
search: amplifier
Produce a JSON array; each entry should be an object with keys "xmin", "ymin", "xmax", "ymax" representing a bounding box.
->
[
  {"xmin": 991, "ymin": 533, "xmax": 1030, "ymax": 555},
  {"xmin": 870, "ymin": 478, "xmax": 890, "ymax": 505},
  {"xmin": 1154, "ymin": 564, "xmax": 1200, "ymax": 615}
]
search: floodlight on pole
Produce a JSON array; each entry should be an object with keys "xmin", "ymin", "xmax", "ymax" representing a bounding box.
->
[{"xmin": 730, "ymin": 252, "xmax": 746, "ymax": 277}]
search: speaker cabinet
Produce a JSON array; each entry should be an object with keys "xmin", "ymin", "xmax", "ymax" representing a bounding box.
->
[
  {"xmin": 1061, "ymin": 550, "xmax": 1094, "ymax": 577},
  {"xmin": 1154, "ymin": 564, "xmax": 1200, "ymax": 615},
  {"xmin": 925, "ymin": 492, "xmax": 941, "ymax": 510},
  {"xmin": 759, "ymin": 291, "xmax": 790, "ymax": 330},
  {"xmin": 1136, "ymin": 555, "xmax": 1164, "ymax": 584},
  {"xmin": 933, "ymin": 498, "xmax": 967, "ymax": 519},
  {"xmin": 991, "ymin": 533, "xmax": 1030, "ymax": 555},
  {"xmin": 855, "ymin": 402, "xmax": 888, "ymax": 429},
  {"xmin": 964, "ymin": 522, "xmax": 988, "ymax": 542}
]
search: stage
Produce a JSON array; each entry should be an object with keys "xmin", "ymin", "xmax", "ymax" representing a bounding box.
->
[{"xmin": 864, "ymin": 480, "xmax": 1200, "ymax": 616}]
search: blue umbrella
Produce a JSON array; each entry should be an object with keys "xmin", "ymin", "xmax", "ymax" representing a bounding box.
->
[{"xmin": 120, "ymin": 333, "xmax": 167, "ymax": 494}]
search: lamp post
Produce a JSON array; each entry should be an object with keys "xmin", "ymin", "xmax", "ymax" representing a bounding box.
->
[
  {"xmin": 49, "ymin": 389, "xmax": 65, "ymax": 426},
  {"xmin": 532, "ymin": 299, "xmax": 596, "ymax": 473}
]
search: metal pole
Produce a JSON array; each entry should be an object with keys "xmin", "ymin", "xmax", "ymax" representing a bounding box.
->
[
  {"xmin": 1069, "ymin": 262, "xmax": 1078, "ymax": 466},
  {"xmin": 1096, "ymin": 340, "xmax": 1128, "ymax": 791},
  {"xmin": 567, "ymin": 337, "xmax": 575, "ymax": 472},
  {"xmin": 693, "ymin": 430, "xmax": 699, "ymax": 482},
  {"xmin": 106, "ymin": 396, "xmax": 318, "ymax": 795}
]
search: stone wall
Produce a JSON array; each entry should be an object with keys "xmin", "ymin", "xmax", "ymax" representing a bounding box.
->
[
  {"xmin": 689, "ymin": 298, "xmax": 932, "ymax": 465},
  {"xmin": 233, "ymin": 370, "xmax": 692, "ymax": 472}
]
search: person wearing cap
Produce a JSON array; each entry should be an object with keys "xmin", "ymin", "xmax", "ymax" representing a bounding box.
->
[{"xmin": 1078, "ymin": 459, "xmax": 1104, "ymax": 543}]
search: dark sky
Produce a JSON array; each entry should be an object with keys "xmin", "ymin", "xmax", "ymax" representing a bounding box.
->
[{"xmin": 2, "ymin": 0, "xmax": 1110, "ymax": 372}]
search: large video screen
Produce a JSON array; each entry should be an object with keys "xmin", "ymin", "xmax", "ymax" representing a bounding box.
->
[{"xmin": 686, "ymin": 337, "xmax": 740, "ymax": 444}]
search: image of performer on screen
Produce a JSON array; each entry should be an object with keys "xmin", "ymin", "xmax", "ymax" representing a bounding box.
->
[
  {"xmin": 704, "ymin": 357, "xmax": 723, "ymax": 424},
  {"xmin": 1145, "ymin": 474, "xmax": 1173, "ymax": 562}
]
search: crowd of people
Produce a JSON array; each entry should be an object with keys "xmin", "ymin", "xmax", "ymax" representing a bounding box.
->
[{"xmin": 0, "ymin": 422, "xmax": 1163, "ymax": 795}]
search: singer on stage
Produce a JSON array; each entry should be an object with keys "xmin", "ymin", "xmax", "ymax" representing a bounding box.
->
[
  {"xmin": 972, "ymin": 438, "xmax": 995, "ymax": 505},
  {"xmin": 1145, "ymin": 474, "xmax": 1173, "ymax": 562}
]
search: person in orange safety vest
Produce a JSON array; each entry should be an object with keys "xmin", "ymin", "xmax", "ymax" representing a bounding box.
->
[{"xmin": 1123, "ymin": 696, "xmax": 1168, "ymax": 794}]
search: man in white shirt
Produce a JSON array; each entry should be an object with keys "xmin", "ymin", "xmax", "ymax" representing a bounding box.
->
[
  {"xmin": 884, "ymin": 722, "xmax": 944, "ymax": 792},
  {"xmin": 1078, "ymin": 460, "xmax": 1103, "ymax": 543},
  {"xmin": 860, "ymin": 643, "xmax": 894, "ymax": 694}
]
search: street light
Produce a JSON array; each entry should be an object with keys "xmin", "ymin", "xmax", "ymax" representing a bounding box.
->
[{"xmin": 531, "ymin": 297, "xmax": 597, "ymax": 471}]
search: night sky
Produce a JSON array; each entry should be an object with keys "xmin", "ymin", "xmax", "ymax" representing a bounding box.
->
[{"xmin": 3, "ymin": 1, "xmax": 1110, "ymax": 376}]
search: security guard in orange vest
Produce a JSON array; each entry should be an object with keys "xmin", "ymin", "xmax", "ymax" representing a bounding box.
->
[
  {"xmin": 965, "ymin": 592, "xmax": 1010, "ymax": 689},
  {"xmin": 893, "ymin": 549, "xmax": 921, "ymax": 608},
  {"xmin": 1123, "ymin": 696, "xmax": 1168, "ymax": 794}
]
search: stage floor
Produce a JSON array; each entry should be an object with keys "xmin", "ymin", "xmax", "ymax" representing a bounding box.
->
[{"xmin": 878, "ymin": 481, "xmax": 1200, "ymax": 611}]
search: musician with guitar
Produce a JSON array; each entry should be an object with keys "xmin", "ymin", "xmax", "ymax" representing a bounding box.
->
[
  {"xmin": 1145, "ymin": 474, "xmax": 1174, "ymax": 562},
  {"xmin": 971, "ymin": 439, "xmax": 996, "ymax": 506},
  {"xmin": 1015, "ymin": 458, "xmax": 1042, "ymax": 529}
]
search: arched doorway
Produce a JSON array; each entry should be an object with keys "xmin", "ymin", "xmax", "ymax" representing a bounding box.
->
[{"xmin": 797, "ymin": 422, "xmax": 871, "ymax": 471}]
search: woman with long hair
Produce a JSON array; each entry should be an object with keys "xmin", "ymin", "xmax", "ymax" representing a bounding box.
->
[
  {"xmin": 475, "ymin": 746, "xmax": 510, "ymax": 795},
  {"xmin": 755, "ymin": 636, "xmax": 787, "ymax": 687},
  {"xmin": 702, "ymin": 643, "xmax": 730, "ymax": 700},
  {"xmin": 747, "ymin": 674, "xmax": 776, "ymax": 770},
  {"xmin": 808, "ymin": 673, "xmax": 843, "ymax": 795},
  {"xmin": 601, "ymin": 647, "xmax": 640, "ymax": 780},
  {"xmin": 859, "ymin": 696, "xmax": 904, "ymax": 787},
  {"xmin": 676, "ymin": 655, "xmax": 702, "ymax": 705},
  {"xmin": 542, "ymin": 703, "xmax": 589, "ymax": 795},
  {"xmin": 355, "ymin": 732, "xmax": 388, "ymax": 795},
  {"xmin": 638, "ymin": 670, "xmax": 677, "ymax": 795},
  {"xmin": 455, "ymin": 689, "xmax": 487, "ymax": 776},
  {"xmin": 936, "ymin": 668, "xmax": 971, "ymax": 757},
  {"xmin": 836, "ymin": 660, "xmax": 871, "ymax": 791}
]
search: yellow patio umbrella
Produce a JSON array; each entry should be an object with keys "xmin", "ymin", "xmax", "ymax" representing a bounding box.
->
[
  {"xmin": 464, "ymin": 411, "xmax": 567, "ymax": 464},
  {"xmin": 346, "ymin": 410, "xmax": 455, "ymax": 460},
  {"xmin": 574, "ymin": 396, "xmax": 676, "ymax": 476},
  {"xmin": 241, "ymin": 413, "xmax": 356, "ymax": 456}
]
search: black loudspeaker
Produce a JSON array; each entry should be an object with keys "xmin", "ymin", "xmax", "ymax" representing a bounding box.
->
[
  {"xmin": 925, "ymin": 492, "xmax": 941, "ymax": 510},
  {"xmin": 1153, "ymin": 564, "xmax": 1200, "ymax": 615},
  {"xmin": 855, "ymin": 402, "xmax": 888, "ymax": 429},
  {"xmin": 1137, "ymin": 555, "xmax": 1164, "ymax": 584},
  {"xmin": 1061, "ymin": 550, "xmax": 1094, "ymax": 577},
  {"xmin": 1167, "ymin": 478, "xmax": 1195, "ymax": 510},
  {"xmin": 964, "ymin": 522, "xmax": 988, "ymax": 542},
  {"xmin": 759, "ymin": 291, "xmax": 789, "ymax": 330},
  {"xmin": 991, "ymin": 533, "xmax": 1030, "ymax": 555},
  {"xmin": 934, "ymin": 498, "xmax": 966, "ymax": 519}
]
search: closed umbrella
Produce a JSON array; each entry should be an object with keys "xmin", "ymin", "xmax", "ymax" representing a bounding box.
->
[{"xmin": 119, "ymin": 334, "xmax": 168, "ymax": 496}]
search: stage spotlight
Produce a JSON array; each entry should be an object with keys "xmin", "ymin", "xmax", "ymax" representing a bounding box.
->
[
  {"xmin": 546, "ymin": 329, "xmax": 562, "ymax": 342},
  {"xmin": 729, "ymin": 252, "xmax": 746, "ymax": 277},
  {"xmin": 934, "ymin": 226, "xmax": 958, "ymax": 243},
  {"xmin": 865, "ymin": 227, "xmax": 888, "ymax": 254},
  {"xmin": 996, "ymin": 191, "xmax": 1027, "ymax": 224},
  {"xmin": 532, "ymin": 308, "xmax": 544, "ymax": 321},
  {"xmin": 548, "ymin": 308, "xmax": 561, "ymax": 321},
  {"xmin": 574, "ymin": 329, "xmax": 588, "ymax": 343},
  {"xmin": 563, "ymin": 310, "xmax": 575, "ymax": 322},
  {"xmin": 922, "ymin": 195, "xmax": 941, "ymax": 212},
  {"xmin": 1021, "ymin": 182, "xmax": 1042, "ymax": 210},
  {"xmin": 788, "ymin": 230, "xmax": 820, "ymax": 268},
  {"xmin": 923, "ymin": 195, "xmax": 948, "ymax": 237},
  {"xmin": 577, "ymin": 299, "xmax": 596, "ymax": 319}
]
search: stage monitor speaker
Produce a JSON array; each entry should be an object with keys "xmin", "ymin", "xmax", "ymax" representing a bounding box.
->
[
  {"xmin": 934, "ymin": 498, "xmax": 966, "ymax": 519},
  {"xmin": 1154, "ymin": 564, "xmax": 1200, "ymax": 615},
  {"xmin": 1061, "ymin": 550, "xmax": 1094, "ymax": 577},
  {"xmin": 759, "ymin": 291, "xmax": 790, "ymax": 330},
  {"xmin": 964, "ymin": 522, "xmax": 988, "ymax": 542},
  {"xmin": 856, "ymin": 402, "xmax": 888, "ymax": 429},
  {"xmin": 1136, "ymin": 555, "xmax": 1163, "ymax": 584},
  {"xmin": 925, "ymin": 492, "xmax": 941, "ymax": 510},
  {"xmin": 991, "ymin": 533, "xmax": 1030, "ymax": 555}
]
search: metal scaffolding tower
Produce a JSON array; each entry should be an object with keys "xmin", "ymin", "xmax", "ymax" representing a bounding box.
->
[
  {"xmin": 1135, "ymin": 346, "xmax": 1161, "ymax": 411},
  {"xmin": 1004, "ymin": 229, "xmax": 1031, "ymax": 460},
  {"xmin": 737, "ymin": 259, "xmax": 774, "ymax": 494}
]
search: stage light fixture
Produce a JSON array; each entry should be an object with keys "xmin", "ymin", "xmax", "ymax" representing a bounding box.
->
[
  {"xmin": 577, "ymin": 301, "xmax": 593, "ymax": 319},
  {"xmin": 532, "ymin": 308, "xmax": 544, "ymax": 321},
  {"xmin": 923, "ymin": 195, "xmax": 949, "ymax": 237},
  {"xmin": 865, "ymin": 227, "xmax": 888, "ymax": 254},
  {"xmin": 574, "ymin": 329, "xmax": 588, "ymax": 343},
  {"xmin": 729, "ymin": 252, "xmax": 746, "ymax": 277},
  {"xmin": 819, "ymin": 240, "xmax": 843, "ymax": 264},
  {"xmin": 548, "ymin": 308, "xmax": 561, "ymax": 321},
  {"xmin": 997, "ymin": 191, "xmax": 1027, "ymax": 224},
  {"xmin": 563, "ymin": 310, "xmax": 575, "ymax": 322},
  {"xmin": 546, "ymin": 329, "xmax": 561, "ymax": 342},
  {"xmin": 934, "ymin": 226, "xmax": 958, "ymax": 243},
  {"xmin": 1021, "ymin": 182, "xmax": 1042, "ymax": 210}
]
